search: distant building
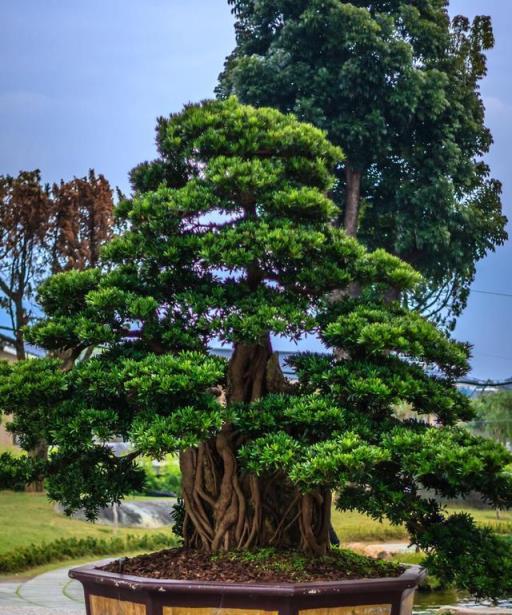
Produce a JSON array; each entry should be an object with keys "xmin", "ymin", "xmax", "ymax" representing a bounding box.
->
[{"xmin": 0, "ymin": 336, "xmax": 20, "ymax": 363}]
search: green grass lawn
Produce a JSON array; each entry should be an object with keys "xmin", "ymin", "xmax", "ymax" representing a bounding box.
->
[
  {"xmin": 332, "ymin": 509, "xmax": 407, "ymax": 542},
  {"xmin": 332, "ymin": 505, "xmax": 512, "ymax": 543},
  {"xmin": 0, "ymin": 491, "xmax": 173, "ymax": 555}
]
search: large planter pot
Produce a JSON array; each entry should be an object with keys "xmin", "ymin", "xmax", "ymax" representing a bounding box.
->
[{"xmin": 70, "ymin": 562, "xmax": 426, "ymax": 615}]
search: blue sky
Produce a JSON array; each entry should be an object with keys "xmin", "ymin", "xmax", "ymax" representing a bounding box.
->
[{"xmin": 0, "ymin": 1, "xmax": 511, "ymax": 379}]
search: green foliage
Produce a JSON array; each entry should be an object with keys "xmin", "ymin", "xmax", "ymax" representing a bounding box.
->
[
  {"xmin": 135, "ymin": 455, "xmax": 182, "ymax": 496},
  {"xmin": 36, "ymin": 268, "xmax": 102, "ymax": 318},
  {"xmin": 0, "ymin": 351, "xmax": 225, "ymax": 518},
  {"xmin": 219, "ymin": 0, "xmax": 508, "ymax": 326},
  {"xmin": 470, "ymin": 391, "xmax": 512, "ymax": 446},
  {"xmin": 284, "ymin": 293, "xmax": 512, "ymax": 598},
  {"xmin": 0, "ymin": 452, "xmax": 37, "ymax": 491},
  {"xmin": 171, "ymin": 498, "xmax": 186, "ymax": 540},
  {"xmin": 321, "ymin": 301, "xmax": 470, "ymax": 376},
  {"xmin": 418, "ymin": 515, "xmax": 512, "ymax": 600},
  {"xmin": 0, "ymin": 359, "xmax": 66, "ymax": 450},
  {"xmin": 385, "ymin": 426, "xmax": 512, "ymax": 505},
  {"xmin": 0, "ymin": 532, "xmax": 176, "ymax": 574}
]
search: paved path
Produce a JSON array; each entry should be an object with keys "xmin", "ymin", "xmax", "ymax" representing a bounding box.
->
[
  {"xmin": 348, "ymin": 541, "xmax": 417, "ymax": 559},
  {"xmin": 0, "ymin": 559, "xmax": 114, "ymax": 615}
]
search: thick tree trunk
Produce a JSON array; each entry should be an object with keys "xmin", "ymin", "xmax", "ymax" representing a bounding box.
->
[
  {"xmin": 180, "ymin": 439, "xmax": 331, "ymax": 554},
  {"xmin": 13, "ymin": 299, "xmax": 26, "ymax": 361},
  {"xmin": 344, "ymin": 166, "xmax": 362, "ymax": 237},
  {"xmin": 228, "ymin": 337, "xmax": 274, "ymax": 403},
  {"xmin": 14, "ymin": 334, "xmax": 25, "ymax": 361},
  {"xmin": 299, "ymin": 490, "xmax": 331, "ymax": 555},
  {"xmin": 180, "ymin": 336, "xmax": 331, "ymax": 554}
]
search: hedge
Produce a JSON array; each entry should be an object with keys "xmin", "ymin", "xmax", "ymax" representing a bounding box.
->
[{"xmin": 0, "ymin": 532, "xmax": 177, "ymax": 574}]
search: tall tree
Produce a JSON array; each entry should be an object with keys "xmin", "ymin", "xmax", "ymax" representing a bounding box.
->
[
  {"xmin": 217, "ymin": 0, "xmax": 507, "ymax": 327},
  {"xmin": 1, "ymin": 100, "xmax": 511, "ymax": 598}
]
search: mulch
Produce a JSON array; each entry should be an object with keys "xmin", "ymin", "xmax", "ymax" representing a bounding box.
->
[{"xmin": 100, "ymin": 547, "xmax": 403, "ymax": 583}]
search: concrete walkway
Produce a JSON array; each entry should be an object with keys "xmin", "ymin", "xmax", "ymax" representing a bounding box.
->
[{"xmin": 0, "ymin": 559, "xmax": 113, "ymax": 615}]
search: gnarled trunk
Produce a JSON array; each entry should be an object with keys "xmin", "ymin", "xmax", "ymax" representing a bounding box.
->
[
  {"xmin": 180, "ymin": 336, "xmax": 331, "ymax": 554},
  {"xmin": 180, "ymin": 438, "xmax": 331, "ymax": 554}
]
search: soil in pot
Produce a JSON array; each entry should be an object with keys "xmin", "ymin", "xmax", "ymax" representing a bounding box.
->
[{"xmin": 100, "ymin": 547, "xmax": 405, "ymax": 583}]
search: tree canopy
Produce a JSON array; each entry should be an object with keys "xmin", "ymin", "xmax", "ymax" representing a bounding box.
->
[
  {"xmin": 0, "ymin": 99, "xmax": 511, "ymax": 598},
  {"xmin": 217, "ymin": 0, "xmax": 507, "ymax": 327}
]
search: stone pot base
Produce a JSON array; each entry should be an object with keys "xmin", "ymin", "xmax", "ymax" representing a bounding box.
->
[{"xmin": 69, "ymin": 562, "xmax": 425, "ymax": 615}]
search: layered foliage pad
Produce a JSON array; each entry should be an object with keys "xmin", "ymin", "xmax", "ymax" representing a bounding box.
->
[
  {"xmin": 218, "ymin": 0, "xmax": 507, "ymax": 326},
  {"xmin": 0, "ymin": 99, "xmax": 511, "ymax": 597}
]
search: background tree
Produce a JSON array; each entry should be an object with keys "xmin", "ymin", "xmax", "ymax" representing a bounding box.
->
[
  {"xmin": 0, "ymin": 169, "xmax": 114, "ymax": 360},
  {"xmin": 0, "ymin": 171, "xmax": 50, "ymax": 360},
  {"xmin": 217, "ymin": 0, "xmax": 507, "ymax": 327},
  {"xmin": 470, "ymin": 391, "xmax": 512, "ymax": 449},
  {"xmin": 0, "ymin": 99, "xmax": 511, "ymax": 598},
  {"xmin": 49, "ymin": 170, "xmax": 114, "ymax": 274}
]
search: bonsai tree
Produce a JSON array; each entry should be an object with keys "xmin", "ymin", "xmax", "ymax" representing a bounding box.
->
[{"xmin": 0, "ymin": 98, "xmax": 511, "ymax": 598}]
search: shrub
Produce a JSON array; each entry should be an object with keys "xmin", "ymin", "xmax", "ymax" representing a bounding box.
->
[
  {"xmin": 135, "ymin": 455, "xmax": 181, "ymax": 496},
  {"xmin": 0, "ymin": 532, "xmax": 177, "ymax": 574}
]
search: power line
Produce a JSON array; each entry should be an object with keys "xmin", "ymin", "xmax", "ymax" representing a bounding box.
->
[
  {"xmin": 458, "ymin": 378, "xmax": 512, "ymax": 387},
  {"xmin": 478, "ymin": 352, "xmax": 512, "ymax": 363},
  {"xmin": 473, "ymin": 289, "xmax": 512, "ymax": 299}
]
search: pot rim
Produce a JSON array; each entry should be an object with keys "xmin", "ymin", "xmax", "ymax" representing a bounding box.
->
[{"xmin": 69, "ymin": 562, "xmax": 426, "ymax": 597}]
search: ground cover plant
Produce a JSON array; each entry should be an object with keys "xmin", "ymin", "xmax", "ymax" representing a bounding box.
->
[{"xmin": 0, "ymin": 98, "xmax": 511, "ymax": 598}]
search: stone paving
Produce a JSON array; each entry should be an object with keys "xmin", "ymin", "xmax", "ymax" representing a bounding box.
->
[{"xmin": 0, "ymin": 560, "xmax": 115, "ymax": 615}]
